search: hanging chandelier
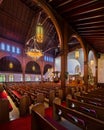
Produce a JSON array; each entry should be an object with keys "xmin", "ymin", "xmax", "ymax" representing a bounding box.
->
[{"xmin": 25, "ymin": 36, "xmax": 43, "ymax": 60}]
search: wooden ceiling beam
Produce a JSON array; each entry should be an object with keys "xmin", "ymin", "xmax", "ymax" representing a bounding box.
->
[
  {"xmin": 56, "ymin": 0, "xmax": 74, "ymax": 8},
  {"xmin": 72, "ymin": 16, "xmax": 104, "ymax": 24},
  {"xmin": 75, "ymin": 21, "xmax": 104, "ymax": 27},
  {"xmin": 79, "ymin": 30, "xmax": 104, "ymax": 33},
  {"xmin": 72, "ymin": 15, "xmax": 104, "ymax": 22},
  {"xmin": 77, "ymin": 26, "xmax": 104, "ymax": 30},
  {"xmin": 86, "ymin": 37, "xmax": 104, "ymax": 40},
  {"xmin": 80, "ymin": 33, "xmax": 104, "ymax": 35},
  {"xmin": 70, "ymin": 9, "xmax": 104, "ymax": 21},
  {"xmin": 68, "ymin": 2, "xmax": 104, "ymax": 17},
  {"xmin": 57, "ymin": 0, "xmax": 97, "ymax": 14}
]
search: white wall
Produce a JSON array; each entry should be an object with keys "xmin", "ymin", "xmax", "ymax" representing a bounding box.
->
[
  {"xmin": 98, "ymin": 54, "xmax": 104, "ymax": 83},
  {"xmin": 55, "ymin": 56, "xmax": 61, "ymax": 71},
  {"xmin": 67, "ymin": 59, "xmax": 81, "ymax": 74},
  {"xmin": 67, "ymin": 49, "xmax": 84, "ymax": 76}
]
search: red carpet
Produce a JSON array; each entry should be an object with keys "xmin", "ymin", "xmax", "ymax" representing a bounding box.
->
[
  {"xmin": 61, "ymin": 101, "xmax": 66, "ymax": 107},
  {"xmin": 0, "ymin": 115, "xmax": 31, "ymax": 130},
  {"xmin": 44, "ymin": 101, "xmax": 66, "ymax": 118},
  {"xmin": 45, "ymin": 107, "xmax": 53, "ymax": 118}
]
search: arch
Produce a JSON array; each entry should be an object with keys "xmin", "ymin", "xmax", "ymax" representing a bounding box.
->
[
  {"xmin": 70, "ymin": 34, "xmax": 87, "ymax": 61},
  {"xmin": 0, "ymin": 56, "xmax": 22, "ymax": 73},
  {"xmin": 0, "ymin": 53, "xmax": 22, "ymax": 65},
  {"xmin": 67, "ymin": 59, "xmax": 81, "ymax": 75},
  {"xmin": 75, "ymin": 65, "xmax": 80, "ymax": 74},
  {"xmin": 88, "ymin": 49, "xmax": 97, "ymax": 65},
  {"xmin": 88, "ymin": 50, "xmax": 96, "ymax": 77},
  {"xmin": 25, "ymin": 61, "xmax": 41, "ymax": 74}
]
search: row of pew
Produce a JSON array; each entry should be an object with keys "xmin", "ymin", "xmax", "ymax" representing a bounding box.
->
[
  {"xmin": 31, "ymin": 86, "xmax": 104, "ymax": 130},
  {"xmin": 3, "ymin": 82, "xmax": 63, "ymax": 118},
  {"xmin": 4, "ymin": 82, "xmax": 63, "ymax": 107}
]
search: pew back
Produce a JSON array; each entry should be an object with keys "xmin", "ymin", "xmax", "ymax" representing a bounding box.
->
[
  {"xmin": 66, "ymin": 97, "xmax": 104, "ymax": 121},
  {"xmin": 53, "ymin": 101, "xmax": 104, "ymax": 130},
  {"xmin": 0, "ymin": 99, "xmax": 9, "ymax": 123}
]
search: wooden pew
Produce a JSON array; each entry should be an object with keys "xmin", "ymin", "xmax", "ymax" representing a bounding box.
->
[
  {"xmin": 44, "ymin": 90, "xmax": 55, "ymax": 106},
  {"xmin": 76, "ymin": 95, "xmax": 104, "ymax": 107},
  {"xmin": 19, "ymin": 95, "xmax": 31, "ymax": 117},
  {"xmin": 55, "ymin": 89, "xmax": 63, "ymax": 101},
  {"xmin": 0, "ymin": 99, "xmax": 9, "ymax": 123},
  {"xmin": 66, "ymin": 96, "xmax": 104, "ymax": 121},
  {"xmin": 31, "ymin": 103, "xmax": 67, "ymax": 130},
  {"xmin": 0, "ymin": 85, "xmax": 4, "ymax": 92},
  {"xmin": 53, "ymin": 98, "xmax": 104, "ymax": 130},
  {"xmin": 88, "ymin": 88, "xmax": 104, "ymax": 95},
  {"xmin": 82, "ymin": 93, "xmax": 104, "ymax": 101}
]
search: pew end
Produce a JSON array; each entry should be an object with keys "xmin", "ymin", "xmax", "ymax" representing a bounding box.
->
[
  {"xmin": 53, "ymin": 97, "xmax": 61, "ymax": 121},
  {"xmin": 19, "ymin": 95, "xmax": 30, "ymax": 117},
  {"xmin": 36, "ymin": 93, "xmax": 44, "ymax": 104},
  {"xmin": 31, "ymin": 103, "xmax": 45, "ymax": 116},
  {"xmin": 31, "ymin": 110, "xmax": 57, "ymax": 130},
  {"xmin": 44, "ymin": 90, "xmax": 55, "ymax": 106},
  {"xmin": 0, "ymin": 85, "xmax": 4, "ymax": 92},
  {"xmin": 0, "ymin": 99, "xmax": 9, "ymax": 123}
]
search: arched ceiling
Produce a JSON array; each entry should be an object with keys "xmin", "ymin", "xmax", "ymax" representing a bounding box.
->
[{"xmin": 0, "ymin": 0, "xmax": 104, "ymax": 56}]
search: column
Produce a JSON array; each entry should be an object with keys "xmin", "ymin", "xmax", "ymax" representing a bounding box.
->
[{"xmin": 84, "ymin": 60, "xmax": 88, "ymax": 88}]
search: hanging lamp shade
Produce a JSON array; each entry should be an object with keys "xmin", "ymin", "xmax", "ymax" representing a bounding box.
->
[{"xmin": 36, "ymin": 23, "xmax": 44, "ymax": 43}]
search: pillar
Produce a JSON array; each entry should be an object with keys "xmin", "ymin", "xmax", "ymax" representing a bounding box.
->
[{"xmin": 84, "ymin": 60, "xmax": 88, "ymax": 88}]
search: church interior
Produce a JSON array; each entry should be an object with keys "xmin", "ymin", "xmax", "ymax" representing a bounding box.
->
[{"xmin": 0, "ymin": 0, "xmax": 104, "ymax": 130}]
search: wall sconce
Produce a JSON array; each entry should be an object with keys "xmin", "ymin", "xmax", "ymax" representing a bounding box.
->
[
  {"xmin": 90, "ymin": 59, "xmax": 94, "ymax": 66},
  {"xmin": 9, "ymin": 62, "xmax": 13, "ymax": 69},
  {"xmin": 32, "ymin": 65, "xmax": 35, "ymax": 71},
  {"xmin": 48, "ymin": 68, "xmax": 50, "ymax": 72},
  {"xmin": 75, "ymin": 49, "xmax": 79, "ymax": 59}
]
